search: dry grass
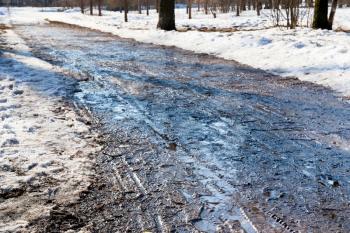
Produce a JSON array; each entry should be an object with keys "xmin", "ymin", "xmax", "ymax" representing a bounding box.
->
[
  {"xmin": 334, "ymin": 27, "xmax": 350, "ymax": 33},
  {"xmin": 0, "ymin": 24, "xmax": 11, "ymax": 30}
]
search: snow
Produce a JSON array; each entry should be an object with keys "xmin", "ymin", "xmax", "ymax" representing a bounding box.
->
[
  {"xmin": 1, "ymin": 7, "xmax": 350, "ymax": 98},
  {"xmin": 333, "ymin": 8, "xmax": 350, "ymax": 30},
  {"xmin": 3, "ymin": 8, "xmax": 350, "ymax": 96},
  {"xmin": 0, "ymin": 24, "xmax": 100, "ymax": 231}
]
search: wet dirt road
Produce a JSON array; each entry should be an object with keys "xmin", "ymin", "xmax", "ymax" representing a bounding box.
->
[{"xmin": 11, "ymin": 23, "xmax": 350, "ymax": 232}]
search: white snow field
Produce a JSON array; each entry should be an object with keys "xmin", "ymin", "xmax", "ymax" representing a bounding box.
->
[
  {"xmin": 0, "ymin": 23, "xmax": 100, "ymax": 231},
  {"xmin": 1, "ymin": 7, "xmax": 350, "ymax": 97}
]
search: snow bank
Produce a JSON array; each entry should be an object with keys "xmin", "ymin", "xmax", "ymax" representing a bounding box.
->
[
  {"xmin": 0, "ymin": 26, "xmax": 100, "ymax": 231},
  {"xmin": 2, "ymin": 7, "xmax": 350, "ymax": 97},
  {"xmin": 333, "ymin": 9, "xmax": 350, "ymax": 30}
]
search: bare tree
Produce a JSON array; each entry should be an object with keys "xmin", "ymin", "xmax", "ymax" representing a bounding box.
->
[
  {"xmin": 156, "ymin": 0, "xmax": 160, "ymax": 12},
  {"xmin": 256, "ymin": 0, "xmax": 262, "ymax": 16},
  {"xmin": 138, "ymin": 0, "xmax": 142, "ymax": 13},
  {"xmin": 313, "ymin": 0, "xmax": 329, "ymax": 29},
  {"xmin": 188, "ymin": 0, "xmax": 192, "ymax": 19},
  {"xmin": 124, "ymin": 0, "xmax": 128, "ymax": 22},
  {"xmin": 328, "ymin": 0, "xmax": 338, "ymax": 28},
  {"xmin": 157, "ymin": 0, "xmax": 175, "ymax": 30},
  {"xmin": 89, "ymin": 0, "xmax": 93, "ymax": 15},
  {"xmin": 284, "ymin": 0, "xmax": 299, "ymax": 29},
  {"xmin": 204, "ymin": 0, "xmax": 209, "ymax": 14},
  {"xmin": 146, "ymin": 0, "xmax": 150, "ymax": 15},
  {"xmin": 80, "ymin": 0, "xmax": 85, "ymax": 13},
  {"xmin": 98, "ymin": 0, "xmax": 102, "ymax": 16}
]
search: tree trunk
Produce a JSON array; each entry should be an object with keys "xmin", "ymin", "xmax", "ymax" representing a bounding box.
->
[
  {"xmin": 267, "ymin": 0, "xmax": 273, "ymax": 9},
  {"xmin": 290, "ymin": 7, "xmax": 296, "ymax": 29},
  {"xmin": 146, "ymin": 0, "xmax": 149, "ymax": 16},
  {"xmin": 98, "ymin": 0, "xmax": 102, "ymax": 16},
  {"xmin": 204, "ymin": 0, "xmax": 208, "ymax": 14},
  {"xmin": 156, "ymin": 0, "xmax": 159, "ymax": 13},
  {"xmin": 89, "ymin": 0, "xmax": 93, "ymax": 15},
  {"xmin": 308, "ymin": 0, "xmax": 314, "ymax": 7},
  {"xmin": 138, "ymin": 0, "xmax": 142, "ymax": 14},
  {"xmin": 328, "ymin": 0, "xmax": 338, "ymax": 29},
  {"xmin": 256, "ymin": 0, "xmax": 261, "ymax": 16},
  {"xmin": 188, "ymin": 0, "xmax": 192, "ymax": 19},
  {"xmin": 241, "ymin": 0, "xmax": 247, "ymax": 11},
  {"xmin": 157, "ymin": 0, "xmax": 176, "ymax": 30},
  {"xmin": 124, "ymin": 0, "xmax": 128, "ymax": 22},
  {"xmin": 313, "ymin": 0, "xmax": 329, "ymax": 29},
  {"xmin": 80, "ymin": 0, "xmax": 84, "ymax": 14}
]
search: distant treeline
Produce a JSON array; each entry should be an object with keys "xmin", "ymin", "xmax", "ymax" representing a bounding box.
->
[{"xmin": 1, "ymin": 0, "xmax": 350, "ymax": 9}]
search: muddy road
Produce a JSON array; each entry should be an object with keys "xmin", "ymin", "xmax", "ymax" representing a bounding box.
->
[{"xmin": 8, "ymin": 23, "xmax": 350, "ymax": 232}]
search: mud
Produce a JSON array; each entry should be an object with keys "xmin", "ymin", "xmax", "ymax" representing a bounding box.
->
[{"xmin": 7, "ymin": 23, "xmax": 350, "ymax": 232}]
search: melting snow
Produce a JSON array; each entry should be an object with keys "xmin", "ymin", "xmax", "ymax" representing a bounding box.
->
[
  {"xmin": 0, "ymin": 25, "xmax": 99, "ymax": 231},
  {"xmin": 2, "ymin": 7, "xmax": 350, "ymax": 97}
]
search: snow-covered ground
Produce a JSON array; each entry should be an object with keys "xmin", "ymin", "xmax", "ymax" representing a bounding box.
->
[
  {"xmin": 1, "ymin": 7, "xmax": 350, "ymax": 97},
  {"xmin": 0, "ymin": 22, "xmax": 100, "ymax": 231}
]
